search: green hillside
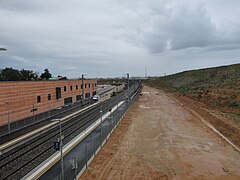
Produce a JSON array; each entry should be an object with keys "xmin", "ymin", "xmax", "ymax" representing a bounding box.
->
[{"xmin": 147, "ymin": 64, "xmax": 240, "ymax": 110}]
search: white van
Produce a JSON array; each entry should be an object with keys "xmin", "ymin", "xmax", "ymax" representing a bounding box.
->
[{"xmin": 92, "ymin": 95, "xmax": 100, "ymax": 101}]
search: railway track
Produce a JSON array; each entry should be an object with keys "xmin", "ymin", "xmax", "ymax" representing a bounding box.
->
[{"xmin": 0, "ymin": 83, "xmax": 140, "ymax": 179}]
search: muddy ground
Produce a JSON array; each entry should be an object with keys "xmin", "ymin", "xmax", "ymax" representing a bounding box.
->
[{"xmin": 80, "ymin": 85, "xmax": 240, "ymax": 180}]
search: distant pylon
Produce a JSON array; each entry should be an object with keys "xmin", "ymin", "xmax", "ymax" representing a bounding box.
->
[{"xmin": 145, "ymin": 67, "xmax": 147, "ymax": 78}]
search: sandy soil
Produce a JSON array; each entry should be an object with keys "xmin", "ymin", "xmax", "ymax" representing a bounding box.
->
[
  {"xmin": 175, "ymin": 95, "xmax": 240, "ymax": 148},
  {"xmin": 80, "ymin": 85, "xmax": 240, "ymax": 180}
]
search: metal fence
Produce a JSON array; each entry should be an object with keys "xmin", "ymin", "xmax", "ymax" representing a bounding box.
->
[
  {"xmin": 39, "ymin": 85, "xmax": 141, "ymax": 180},
  {"xmin": 0, "ymin": 99, "xmax": 92, "ymax": 137}
]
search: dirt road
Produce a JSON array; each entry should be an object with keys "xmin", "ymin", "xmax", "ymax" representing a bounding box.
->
[{"xmin": 81, "ymin": 85, "xmax": 240, "ymax": 179}]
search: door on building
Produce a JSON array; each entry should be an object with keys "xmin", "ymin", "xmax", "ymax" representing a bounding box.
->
[
  {"xmin": 85, "ymin": 93, "xmax": 90, "ymax": 99},
  {"xmin": 64, "ymin": 97, "xmax": 73, "ymax": 105},
  {"xmin": 76, "ymin": 95, "xmax": 82, "ymax": 102}
]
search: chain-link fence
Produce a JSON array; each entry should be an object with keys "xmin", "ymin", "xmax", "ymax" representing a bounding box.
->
[{"xmin": 39, "ymin": 84, "xmax": 141, "ymax": 180}]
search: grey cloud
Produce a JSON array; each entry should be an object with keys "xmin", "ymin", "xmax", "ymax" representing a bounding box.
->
[
  {"xmin": 0, "ymin": 0, "xmax": 49, "ymax": 14},
  {"xmin": 0, "ymin": 0, "xmax": 240, "ymax": 77},
  {"xmin": 121, "ymin": 1, "xmax": 219, "ymax": 53}
]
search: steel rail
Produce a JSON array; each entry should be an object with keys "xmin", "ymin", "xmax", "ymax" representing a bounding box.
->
[{"xmin": 0, "ymin": 83, "xmax": 140, "ymax": 179}]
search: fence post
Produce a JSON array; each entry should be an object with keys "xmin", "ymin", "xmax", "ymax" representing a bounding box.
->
[
  {"xmin": 85, "ymin": 144, "xmax": 88, "ymax": 169},
  {"xmin": 94, "ymin": 136, "xmax": 96, "ymax": 156},
  {"xmin": 70, "ymin": 157, "xmax": 78, "ymax": 180}
]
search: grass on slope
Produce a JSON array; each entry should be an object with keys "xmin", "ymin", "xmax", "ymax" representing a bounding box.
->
[{"xmin": 147, "ymin": 64, "xmax": 240, "ymax": 110}]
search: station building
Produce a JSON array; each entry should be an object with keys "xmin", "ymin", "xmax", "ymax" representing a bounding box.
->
[{"xmin": 0, "ymin": 79, "xmax": 97, "ymax": 126}]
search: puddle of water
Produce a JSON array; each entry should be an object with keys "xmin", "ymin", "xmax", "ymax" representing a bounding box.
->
[{"xmin": 139, "ymin": 105, "xmax": 151, "ymax": 109}]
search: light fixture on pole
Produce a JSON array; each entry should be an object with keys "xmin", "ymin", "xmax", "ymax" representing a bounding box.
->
[
  {"xmin": 109, "ymin": 108, "xmax": 112, "ymax": 130},
  {"xmin": 81, "ymin": 74, "xmax": 84, "ymax": 104},
  {"xmin": 5, "ymin": 101, "xmax": 11, "ymax": 134},
  {"xmin": 52, "ymin": 119, "xmax": 64, "ymax": 180},
  {"xmin": 116, "ymin": 78, "xmax": 119, "ymax": 117},
  {"xmin": 127, "ymin": 73, "xmax": 129, "ymax": 102},
  {"xmin": 100, "ymin": 100, "xmax": 103, "ymax": 147},
  {"xmin": 0, "ymin": 48, "xmax": 7, "ymax": 51},
  {"xmin": 30, "ymin": 105, "xmax": 38, "ymax": 124}
]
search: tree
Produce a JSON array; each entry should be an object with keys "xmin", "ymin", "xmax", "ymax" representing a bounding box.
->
[
  {"xmin": 0, "ymin": 67, "xmax": 22, "ymax": 81},
  {"xmin": 40, "ymin": 68, "xmax": 52, "ymax": 80},
  {"xmin": 20, "ymin": 69, "xmax": 39, "ymax": 81}
]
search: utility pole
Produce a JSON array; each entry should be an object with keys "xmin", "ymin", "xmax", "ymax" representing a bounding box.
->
[
  {"xmin": 100, "ymin": 101, "xmax": 103, "ymax": 147},
  {"xmin": 59, "ymin": 120, "xmax": 64, "ymax": 180},
  {"xmin": 48, "ymin": 101, "xmax": 51, "ymax": 118},
  {"xmin": 133, "ymin": 77, "xmax": 135, "ymax": 92},
  {"xmin": 127, "ymin": 73, "xmax": 129, "ymax": 102},
  {"xmin": 145, "ymin": 66, "xmax": 147, "ymax": 78},
  {"xmin": 82, "ymin": 74, "xmax": 84, "ymax": 103},
  {"xmin": 33, "ymin": 104, "xmax": 35, "ymax": 122},
  {"xmin": 116, "ymin": 78, "xmax": 119, "ymax": 109},
  {"xmin": 30, "ymin": 104, "xmax": 38, "ymax": 124},
  {"xmin": 52, "ymin": 119, "xmax": 64, "ymax": 180}
]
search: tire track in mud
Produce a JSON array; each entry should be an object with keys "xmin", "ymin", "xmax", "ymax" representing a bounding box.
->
[
  {"xmin": 81, "ymin": 85, "xmax": 240, "ymax": 179},
  {"xmin": 80, "ymin": 98, "xmax": 167, "ymax": 180}
]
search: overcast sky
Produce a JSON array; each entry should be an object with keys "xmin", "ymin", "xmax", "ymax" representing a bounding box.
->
[{"xmin": 0, "ymin": 0, "xmax": 240, "ymax": 78}]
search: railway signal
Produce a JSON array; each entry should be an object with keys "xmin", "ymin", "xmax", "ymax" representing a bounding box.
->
[
  {"xmin": 54, "ymin": 141, "xmax": 60, "ymax": 151},
  {"xmin": 51, "ymin": 119, "xmax": 64, "ymax": 180},
  {"xmin": 30, "ymin": 108, "xmax": 38, "ymax": 112}
]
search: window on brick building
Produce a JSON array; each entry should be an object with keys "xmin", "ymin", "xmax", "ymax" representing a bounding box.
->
[
  {"xmin": 88, "ymin": 84, "xmax": 90, "ymax": 88},
  {"xmin": 70, "ymin": 86, "xmax": 73, "ymax": 91},
  {"xmin": 85, "ymin": 92, "xmax": 90, "ymax": 98},
  {"xmin": 81, "ymin": 85, "xmax": 83, "ymax": 89},
  {"xmin": 37, "ymin": 96, "xmax": 41, "ymax": 103},
  {"xmin": 56, "ymin": 87, "xmax": 61, "ymax": 99},
  {"xmin": 76, "ymin": 85, "xmax": 78, "ymax": 90},
  {"xmin": 48, "ymin": 94, "xmax": 51, "ymax": 101},
  {"xmin": 64, "ymin": 86, "xmax": 67, "ymax": 92},
  {"xmin": 85, "ymin": 84, "xmax": 87, "ymax": 88}
]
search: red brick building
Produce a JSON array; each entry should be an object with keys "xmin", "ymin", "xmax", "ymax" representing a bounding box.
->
[{"xmin": 0, "ymin": 79, "xmax": 97, "ymax": 126}]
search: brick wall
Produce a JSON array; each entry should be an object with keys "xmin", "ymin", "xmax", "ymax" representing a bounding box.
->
[{"xmin": 0, "ymin": 80, "xmax": 97, "ymax": 126}]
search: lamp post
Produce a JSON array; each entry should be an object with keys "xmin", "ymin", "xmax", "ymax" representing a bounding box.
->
[
  {"xmin": 0, "ymin": 48, "xmax": 7, "ymax": 51},
  {"xmin": 48, "ymin": 101, "xmax": 51, "ymax": 118},
  {"xmin": 81, "ymin": 74, "xmax": 84, "ymax": 106},
  {"xmin": 52, "ymin": 119, "xmax": 64, "ymax": 180},
  {"xmin": 5, "ymin": 101, "xmax": 11, "ymax": 134},
  {"xmin": 133, "ymin": 77, "xmax": 135, "ymax": 92},
  {"xmin": 127, "ymin": 73, "xmax": 129, "ymax": 102},
  {"xmin": 100, "ymin": 101, "xmax": 103, "ymax": 147},
  {"xmin": 109, "ymin": 108, "xmax": 112, "ymax": 132},
  {"xmin": 30, "ymin": 104, "xmax": 38, "ymax": 124},
  {"xmin": 116, "ymin": 79, "xmax": 119, "ymax": 109}
]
